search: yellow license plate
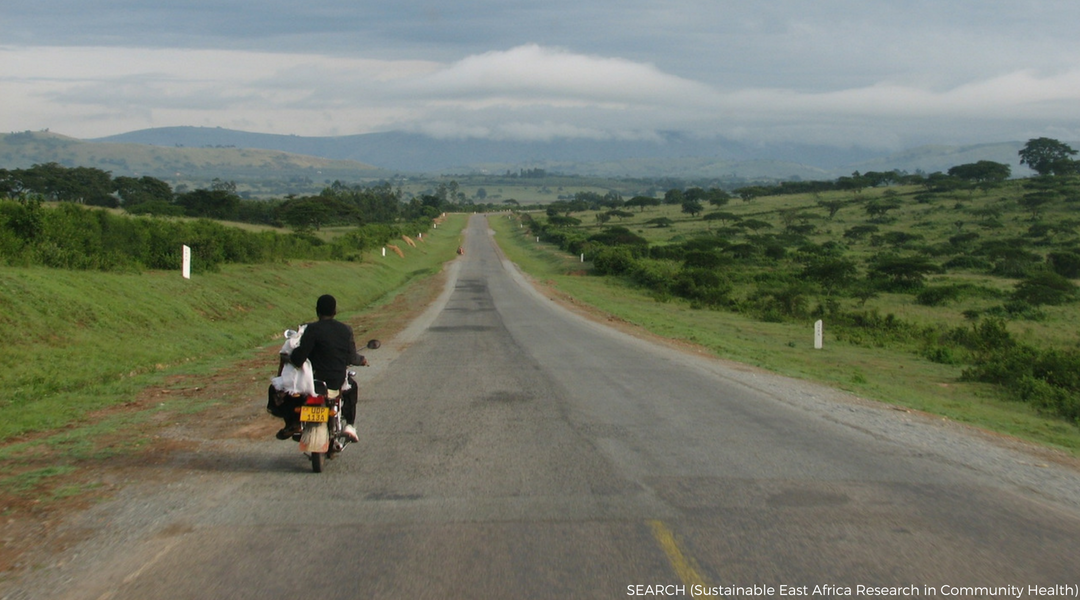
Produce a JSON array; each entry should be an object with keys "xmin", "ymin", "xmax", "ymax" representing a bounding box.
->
[{"xmin": 300, "ymin": 406, "xmax": 329, "ymax": 423}]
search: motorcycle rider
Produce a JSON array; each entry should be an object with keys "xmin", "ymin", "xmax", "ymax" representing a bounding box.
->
[{"xmin": 277, "ymin": 294, "xmax": 364, "ymax": 442}]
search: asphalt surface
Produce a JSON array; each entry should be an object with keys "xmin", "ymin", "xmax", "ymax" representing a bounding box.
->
[{"xmin": 8, "ymin": 214, "xmax": 1080, "ymax": 600}]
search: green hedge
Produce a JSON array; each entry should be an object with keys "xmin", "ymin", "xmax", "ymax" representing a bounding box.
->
[{"xmin": 0, "ymin": 198, "xmax": 428, "ymax": 272}]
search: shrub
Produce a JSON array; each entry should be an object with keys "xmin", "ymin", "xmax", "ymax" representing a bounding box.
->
[
  {"xmin": 673, "ymin": 268, "xmax": 732, "ymax": 307},
  {"xmin": 922, "ymin": 345, "xmax": 961, "ymax": 365},
  {"xmin": 943, "ymin": 255, "xmax": 992, "ymax": 271},
  {"xmin": 1011, "ymin": 271, "xmax": 1078, "ymax": 306},
  {"xmin": 591, "ymin": 246, "xmax": 637, "ymax": 276},
  {"xmin": 628, "ymin": 259, "xmax": 679, "ymax": 293},
  {"xmin": 917, "ymin": 285, "xmax": 964, "ymax": 306},
  {"xmin": 683, "ymin": 250, "xmax": 728, "ymax": 269},
  {"xmin": 1048, "ymin": 251, "xmax": 1080, "ymax": 278},
  {"xmin": 963, "ymin": 342, "xmax": 1080, "ymax": 421},
  {"xmin": 866, "ymin": 254, "xmax": 941, "ymax": 291},
  {"xmin": 748, "ymin": 283, "xmax": 810, "ymax": 320}
]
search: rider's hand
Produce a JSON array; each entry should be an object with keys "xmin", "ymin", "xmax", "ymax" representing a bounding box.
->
[{"xmin": 359, "ymin": 356, "xmax": 369, "ymax": 367}]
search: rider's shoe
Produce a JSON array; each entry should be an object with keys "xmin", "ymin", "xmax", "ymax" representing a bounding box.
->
[
  {"xmin": 276, "ymin": 423, "xmax": 302, "ymax": 440},
  {"xmin": 343, "ymin": 424, "xmax": 359, "ymax": 442}
]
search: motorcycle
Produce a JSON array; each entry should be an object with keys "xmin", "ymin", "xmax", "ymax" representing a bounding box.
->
[{"xmin": 275, "ymin": 338, "xmax": 380, "ymax": 473}]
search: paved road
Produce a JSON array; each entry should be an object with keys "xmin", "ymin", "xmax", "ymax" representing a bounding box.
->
[{"xmin": 12, "ymin": 215, "xmax": 1080, "ymax": 600}]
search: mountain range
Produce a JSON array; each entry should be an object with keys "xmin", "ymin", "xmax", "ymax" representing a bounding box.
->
[
  {"xmin": 90, "ymin": 127, "xmax": 1037, "ymax": 180},
  {"xmin": 1, "ymin": 127, "xmax": 1046, "ymax": 186}
]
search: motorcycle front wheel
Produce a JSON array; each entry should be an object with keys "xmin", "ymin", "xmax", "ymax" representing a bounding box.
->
[{"xmin": 311, "ymin": 451, "xmax": 325, "ymax": 473}]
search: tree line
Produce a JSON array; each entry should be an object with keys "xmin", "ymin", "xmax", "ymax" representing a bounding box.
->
[
  {"xmin": 0, "ymin": 195, "xmax": 429, "ymax": 272},
  {"xmin": 0, "ymin": 163, "xmax": 495, "ymax": 231}
]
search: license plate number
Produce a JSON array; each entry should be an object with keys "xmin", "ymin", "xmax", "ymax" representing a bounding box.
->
[{"xmin": 300, "ymin": 406, "xmax": 329, "ymax": 422}]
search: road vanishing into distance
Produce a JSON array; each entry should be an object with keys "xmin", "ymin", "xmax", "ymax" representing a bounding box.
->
[{"xmin": 9, "ymin": 215, "xmax": 1080, "ymax": 600}]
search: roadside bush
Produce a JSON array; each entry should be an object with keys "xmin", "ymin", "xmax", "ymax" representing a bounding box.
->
[
  {"xmin": 673, "ymin": 268, "xmax": 732, "ymax": 308},
  {"xmin": 963, "ymin": 343, "xmax": 1080, "ymax": 422},
  {"xmin": 748, "ymin": 283, "xmax": 810, "ymax": 321},
  {"xmin": 591, "ymin": 246, "xmax": 637, "ymax": 276},
  {"xmin": 0, "ymin": 198, "xmax": 418, "ymax": 272},
  {"xmin": 628, "ymin": 258, "xmax": 679, "ymax": 294}
]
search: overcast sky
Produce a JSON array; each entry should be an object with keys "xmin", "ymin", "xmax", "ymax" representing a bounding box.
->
[{"xmin": 3, "ymin": 0, "xmax": 1080, "ymax": 149}]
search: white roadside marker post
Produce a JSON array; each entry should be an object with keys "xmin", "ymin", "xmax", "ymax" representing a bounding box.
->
[
  {"xmin": 814, "ymin": 320, "xmax": 823, "ymax": 350},
  {"xmin": 182, "ymin": 245, "xmax": 191, "ymax": 279}
]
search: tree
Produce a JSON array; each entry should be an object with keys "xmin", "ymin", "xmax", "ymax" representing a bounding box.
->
[
  {"xmin": 947, "ymin": 161, "xmax": 1011, "ymax": 183},
  {"xmin": 626, "ymin": 196, "xmax": 660, "ymax": 211},
  {"xmin": 817, "ymin": 199, "xmax": 846, "ymax": 219},
  {"xmin": 867, "ymin": 254, "xmax": 941, "ymax": 291},
  {"xmin": 865, "ymin": 198, "xmax": 902, "ymax": 220},
  {"xmin": 835, "ymin": 173, "xmax": 869, "ymax": 195},
  {"xmin": 707, "ymin": 188, "xmax": 731, "ymax": 207},
  {"xmin": 739, "ymin": 219, "xmax": 772, "ymax": 231},
  {"xmin": 547, "ymin": 215, "xmax": 581, "ymax": 227},
  {"xmin": 1018, "ymin": 191, "xmax": 1060, "ymax": 220},
  {"xmin": 683, "ymin": 187, "xmax": 708, "ymax": 204},
  {"xmin": 843, "ymin": 224, "xmax": 879, "ymax": 240},
  {"xmin": 1011, "ymin": 272, "xmax": 1078, "ymax": 306},
  {"xmin": 681, "ymin": 199, "xmax": 704, "ymax": 217},
  {"xmin": 1048, "ymin": 252, "xmax": 1080, "ymax": 278},
  {"xmin": 114, "ymin": 175, "xmax": 173, "ymax": 207},
  {"xmin": 802, "ymin": 257, "xmax": 858, "ymax": 295},
  {"xmin": 1019, "ymin": 137, "xmax": 1078, "ymax": 176},
  {"xmin": 703, "ymin": 211, "xmax": 740, "ymax": 225},
  {"xmin": 733, "ymin": 186, "xmax": 769, "ymax": 202},
  {"xmin": 663, "ymin": 189, "xmax": 685, "ymax": 205}
]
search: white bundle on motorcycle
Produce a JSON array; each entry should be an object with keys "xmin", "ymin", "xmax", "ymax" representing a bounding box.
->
[{"xmin": 271, "ymin": 326, "xmax": 316, "ymax": 397}]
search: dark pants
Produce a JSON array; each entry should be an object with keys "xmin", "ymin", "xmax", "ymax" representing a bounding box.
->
[{"xmin": 341, "ymin": 378, "xmax": 358, "ymax": 426}]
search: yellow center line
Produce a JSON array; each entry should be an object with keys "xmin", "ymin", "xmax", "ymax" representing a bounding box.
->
[{"xmin": 647, "ymin": 519, "xmax": 719, "ymax": 600}]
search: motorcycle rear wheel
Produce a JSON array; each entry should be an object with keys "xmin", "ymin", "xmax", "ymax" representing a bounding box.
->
[{"xmin": 311, "ymin": 451, "xmax": 325, "ymax": 473}]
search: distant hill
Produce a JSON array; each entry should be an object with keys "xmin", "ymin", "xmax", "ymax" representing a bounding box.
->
[
  {"xmin": 89, "ymin": 126, "xmax": 1053, "ymax": 180},
  {"xmin": 91, "ymin": 126, "xmax": 883, "ymax": 177},
  {"xmin": 0, "ymin": 130, "xmax": 386, "ymax": 193},
  {"xmin": 848, "ymin": 142, "xmax": 1036, "ymax": 177},
  {"xmin": 4, "ymin": 128, "xmax": 1058, "ymax": 186}
]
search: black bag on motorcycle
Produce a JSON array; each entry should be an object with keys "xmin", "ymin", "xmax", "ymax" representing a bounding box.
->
[{"xmin": 266, "ymin": 385, "xmax": 303, "ymax": 419}]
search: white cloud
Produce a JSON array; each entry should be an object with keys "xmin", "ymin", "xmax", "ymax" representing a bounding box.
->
[
  {"xmin": 398, "ymin": 44, "xmax": 714, "ymax": 105},
  {"xmin": 4, "ymin": 42, "xmax": 1080, "ymax": 148}
]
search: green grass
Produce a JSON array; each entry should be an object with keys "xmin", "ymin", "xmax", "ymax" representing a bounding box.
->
[
  {"xmin": 489, "ymin": 212, "xmax": 1080, "ymax": 455},
  {"xmin": 0, "ymin": 213, "xmax": 467, "ymax": 443}
]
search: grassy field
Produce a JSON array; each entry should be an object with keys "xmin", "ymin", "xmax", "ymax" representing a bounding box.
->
[
  {"xmin": 488, "ymin": 201, "xmax": 1080, "ymax": 455},
  {"xmin": 0, "ymin": 213, "xmax": 467, "ymax": 444}
]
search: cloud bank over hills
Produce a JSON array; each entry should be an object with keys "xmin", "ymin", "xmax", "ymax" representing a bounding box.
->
[
  {"xmin": 87, "ymin": 126, "xmax": 1037, "ymax": 179},
  {"xmin": 5, "ymin": 2, "xmax": 1080, "ymax": 150}
]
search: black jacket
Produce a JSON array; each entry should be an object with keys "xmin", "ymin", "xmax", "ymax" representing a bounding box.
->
[{"xmin": 289, "ymin": 318, "xmax": 360, "ymax": 390}]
